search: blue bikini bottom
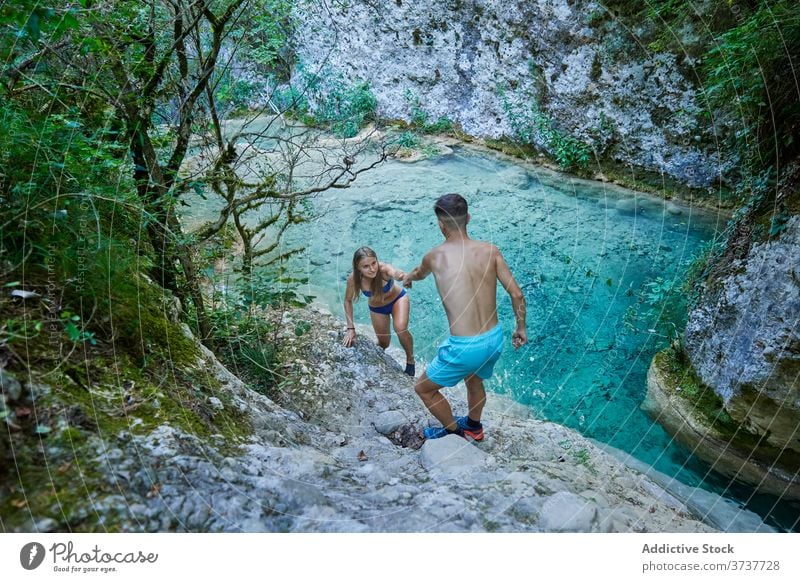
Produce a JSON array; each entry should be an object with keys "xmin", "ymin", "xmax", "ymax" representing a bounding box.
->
[{"xmin": 368, "ymin": 288, "xmax": 406, "ymax": 315}]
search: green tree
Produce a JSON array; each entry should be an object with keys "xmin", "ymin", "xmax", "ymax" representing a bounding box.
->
[{"xmin": 2, "ymin": 0, "xmax": 385, "ymax": 347}]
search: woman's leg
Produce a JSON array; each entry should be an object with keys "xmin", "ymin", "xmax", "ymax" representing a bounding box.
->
[
  {"xmin": 391, "ymin": 294, "xmax": 415, "ymax": 373},
  {"xmin": 369, "ymin": 310, "xmax": 391, "ymax": 349}
]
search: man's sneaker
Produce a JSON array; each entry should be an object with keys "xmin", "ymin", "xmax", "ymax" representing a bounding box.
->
[
  {"xmin": 455, "ymin": 416, "xmax": 485, "ymax": 441},
  {"xmin": 423, "ymin": 426, "xmax": 464, "ymax": 440}
]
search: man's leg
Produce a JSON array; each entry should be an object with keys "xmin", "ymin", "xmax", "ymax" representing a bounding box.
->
[
  {"xmin": 369, "ymin": 311, "xmax": 391, "ymax": 349},
  {"xmin": 415, "ymin": 372, "xmax": 458, "ymax": 431},
  {"xmin": 464, "ymin": 374, "xmax": 486, "ymax": 422}
]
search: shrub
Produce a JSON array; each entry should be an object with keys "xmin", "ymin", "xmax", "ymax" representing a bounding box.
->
[{"xmin": 499, "ymin": 87, "xmax": 591, "ymax": 170}]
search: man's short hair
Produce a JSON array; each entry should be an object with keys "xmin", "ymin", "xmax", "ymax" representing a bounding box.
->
[{"xmin": 434, "ymin": 193, "xmax": 468, "ymax": 228}]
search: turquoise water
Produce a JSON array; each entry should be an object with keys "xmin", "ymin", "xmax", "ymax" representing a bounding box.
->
[
  {"xmin": 282, "ymin": 148, "xmax": 795, "ymax": 531},
  {"xmin": 183, "ymin": 137, "xmax": 798, "ymax": 530},
  {"xmin": 285, "ymin": 149, "xmax": 721, "ymax": 474}
]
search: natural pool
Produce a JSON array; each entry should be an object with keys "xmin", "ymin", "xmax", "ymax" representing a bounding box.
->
[
  {"xmin": 281, "ymin": 147, "xmax": 795, "ymax": 531},
  {"xmin": 286, "ymin": 147, "xmax": 721, "ymax": 475},
  {"xmin": 184, "ymin": 136, "xmax": 797, "ymax": 530}
]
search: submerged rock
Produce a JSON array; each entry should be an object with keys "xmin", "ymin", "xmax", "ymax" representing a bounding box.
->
[
  {"xmin": 496, "ymin": 166, "xmax": 532, "ymax": 190},
  {"xmin": 615, "ymin": 198, "xmax": 640, "ymax": 216}
]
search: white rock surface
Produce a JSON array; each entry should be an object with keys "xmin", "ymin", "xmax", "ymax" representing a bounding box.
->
[
  {"xmin": 66, "ymin": 305, "xmax": 772, "ymax": 532},
  {"xmin": 290, "ymin": 0, "xmax": 732, "ymax": 188}
]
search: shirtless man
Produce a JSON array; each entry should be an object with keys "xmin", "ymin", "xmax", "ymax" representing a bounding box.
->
[{"xmin": 403, "ymin": 193, "xmax": 527, "ymax": 440}]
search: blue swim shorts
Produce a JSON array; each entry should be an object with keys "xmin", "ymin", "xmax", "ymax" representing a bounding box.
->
[{"xmin": 426, "ymin": 323, "xmax": 504, "ymax": 387}]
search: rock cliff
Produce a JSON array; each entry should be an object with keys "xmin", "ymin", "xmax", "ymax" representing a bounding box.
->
[
  {"xmin": 645, "ymin": 163, "xmax": 800, "ymax": 500},
  {"xmin": 290, "ymin": 0, "xmax": 730, "ymax": 189}
]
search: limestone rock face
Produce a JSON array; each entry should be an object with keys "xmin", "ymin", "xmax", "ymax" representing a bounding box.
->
[
  {"xmin": 642, "ymin": 354, "xmax": 800, "ymax": 500},
  {"xmin": 76, "ymin": 306, "xmax": 766, "ymax": 532},
  {"xmin": 290, "ymin": 0, "xmax": 731, "ymax": 188},
  {"xmin": 684, "ymin": 216, "xmax": 800, "ymax": 460}
]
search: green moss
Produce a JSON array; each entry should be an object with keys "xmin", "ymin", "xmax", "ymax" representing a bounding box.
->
[
  {"xmin": 482, "ymin": 135, "xmax": 732, "ymax": 208},
  {"xmin": 655, "ymin": 347, "xmax": 800, "ymax": 470},
  {"xmin": 0, "ymin": 273, "xmax": 255, "ymax": 530},
  {"xmin": 484, "ymin": 136, "xmax": 539, "ymax": 159}
]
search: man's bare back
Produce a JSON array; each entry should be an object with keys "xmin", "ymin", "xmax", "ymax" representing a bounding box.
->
[{"xmin": 424, "ymin": 239, "xmax": 508, "ymax": 337}]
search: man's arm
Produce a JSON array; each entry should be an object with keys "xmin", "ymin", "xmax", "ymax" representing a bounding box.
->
[
  {"xmin": 402, "ymin": 253, "xmax": 433, "ymax": 288},
  {"xmin": 494, "ymin": 247, "xmax": 527, "ymax": 348}
]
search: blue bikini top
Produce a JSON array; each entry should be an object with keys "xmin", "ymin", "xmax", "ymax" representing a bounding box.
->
[{"xmin": 362, "ymin": 278, "xmax": 394, "ymax": 297}]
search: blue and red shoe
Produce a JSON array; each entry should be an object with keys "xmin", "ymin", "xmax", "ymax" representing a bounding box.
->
[
  {"xmin": 455, "ymin": 416, "xmax": 485, "ymax": 441},
  {"xmin": 423, "ymin": 426, "xmax": 465, "ymax": 440}
]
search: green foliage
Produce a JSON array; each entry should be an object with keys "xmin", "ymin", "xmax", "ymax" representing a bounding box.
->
[
  {"xmin": 245, "ymin": 268, "xmax": 314, "ymax": 310},
  {"xmin": 271, "ymin": 84, "xmax": 310, "ymax": 116},
  {"xmin": 2, "ymin": 0, "xmax": 318, "ymax": 369},
  {"xmin": 423, "ymin": 116, "xmax": 454, "ymax": 134},
  {"xmin": 302, "ymin": 70, "xmax": 377, "ymax": 138},
  {"xmin": 0, "ymin": 2, "xmax": 81, "ymax": 49},
  {"xmin": 395, "ymin": 131, "xmax": 421, "ymax": 149},
  {"xmin": 1, "ymin": 315, "xmax": 43, "ymax": 347},
  {"xmin": 0, "ymin": 2, "xmax": 333, "ymax": 531},
  {"xmin": 232, "ymin": 0, "xmax": 295, "ymax": 79},
  {"xmin": 405, "ymin": 89, "xmax": 429, "ymax": 127},
  {"xmin": 702, "ymin": 0, "xmax": 800, "ymax": 171},
  {"xmin": 0, "ymin": 97, "xmax": 146, "ymax": 340},
  {"xmin": 583, "ymin": 6, "xmax": 608, "ymax": 27},
  {"xmin": 641, "ymin": 0, "xmax": 800, "ymax": 174},
  {"xmin": 683, "ymin": 238, "xmax": 724, "ymax": 307},
  {"xmin": 403, "ymin": 89, "xmax": 454, "ymax": 134},
  {"xmin": 294, "ymin": 320, "xmax": 311, "ymax": 336},
  {"xmin": 206, "ymin": 267, "xmax": 313, "ymax": 395},
  {"xmin": 769, "ymin": 210, "xmax": 790, "ymax": 238},
  {"xmin": 59, "ymin": 311, "xmax": 96, "ymax": 345},
  {"xmin": 499, "ymin": 87, "xmax": 591, "ymax": 170},
  {"xmin": 216, "ymin": 77, "xmax": 259, "ymax": 112}
]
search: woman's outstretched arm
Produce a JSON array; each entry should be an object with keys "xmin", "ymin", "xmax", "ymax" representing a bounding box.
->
[
  {"xmin": 379, "ymin": 262, "xmax": 407, "ymax": 281},
  {"xmin": 342, "ymin": 274, "xmax": 358, "ymax": 347}
]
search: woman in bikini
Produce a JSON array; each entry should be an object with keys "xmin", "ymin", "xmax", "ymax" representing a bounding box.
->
[{"xmin": 342, "ymin": 246, "xmax": 415, "ymax": 376}]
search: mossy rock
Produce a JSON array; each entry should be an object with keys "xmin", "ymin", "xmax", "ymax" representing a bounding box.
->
[
  {"xmin": 0, "ymin": 276, "xmax": 255, "ymax": 531},
  {"xmin": 642, "ymin": 349, "xmax": 800, "ymax": 500}
]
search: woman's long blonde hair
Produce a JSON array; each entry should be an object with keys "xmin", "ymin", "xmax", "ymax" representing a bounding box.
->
[{"xmin": 352, "ymin": 246, "xmax": 385, "ymax": 303}]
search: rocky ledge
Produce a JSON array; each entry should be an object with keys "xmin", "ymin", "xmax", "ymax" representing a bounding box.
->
[
  {"xmin": 13, "ymin": 306, "xmax": 777, "ymax": 532},
  {"xmin": 643, "ymin": 351, "xmax": 800, "ymax": 502}
]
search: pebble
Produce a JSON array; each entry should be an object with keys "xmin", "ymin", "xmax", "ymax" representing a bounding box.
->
[{"xmin": 0, "ymin": 369, "xmax": 22, "ymax": 401}]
